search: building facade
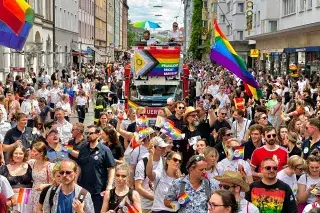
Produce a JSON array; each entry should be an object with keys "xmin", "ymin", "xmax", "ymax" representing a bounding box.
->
[
  {"xmin": 107, "ymin": 0, "xmax": 115, "ymax": 62},
  {"xmin": 122, "ymin": 0, "xmax": 129, "ymax": 50},
  {"xmin": 54, "ymin": 0, "xmax": 79, "ymax": 70},
  {"xmin": 183, "ymin": 0, "xmax": 194, "ymax": 56},
  {"xmin": 94, "ymin": 0, "xmax": 107, "ymax": 62},
  {"xmin": 0, "ymin": 0, "xmax": 54, "ymax": 81},
  {"xmin": 247, "ymin": 0, "xmax": 320, "ymax": 75}
]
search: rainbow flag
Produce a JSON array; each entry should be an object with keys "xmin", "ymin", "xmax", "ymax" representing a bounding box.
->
[
  {"xmin": 136, "ymin": 116, "xmax": 148, "ymax": 128},
  {"xmin": 65, "ymin": 145, "xmax": 73, "ymax": 153},
  {"xmin": 131, "ymin": 133, "xmax": 140, "ymax": 149},
  {"xmin": 161, "ymin": 120, "xmax": 184, "ymax": 140},
  {"xmin": 17, "ymin": 188, "xmax": 31, "ymax": 204},
  {"xmin": 0, "ymin": 0, "xmax": 34, "ymax": 50},
  {"xmin": 119, "ymin": 198, "xmax": 139, "ymax": 213},
  {"xmin": 229, "ymin": 146, "xmax": 245, "ymax": 160},
  {"xmin": 128, "ymin": 100, "xmax": 139, "ymax": 109},
  {"xmin": 177, "ymin": 192, "xmax": 191, "ymax": 206},
  {"xmin": 210, "ymin": 20, "xmax": 262, "ymax": 100}
]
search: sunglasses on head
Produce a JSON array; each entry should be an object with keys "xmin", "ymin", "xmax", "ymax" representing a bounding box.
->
[
  {"xmin": 172, "ymin": 157, "xmax": 182, "ymax": 164},
  {"xmin": 264, "ymin": 166, "xmax": 278, "ymax": 171},
  {"xmin": 59, "ymin": 170, "xmax": 73, "ymax": 175},
  {"xmin": 266, "ymin": 134, "xmax": 277, "ymax": 139},
  {"xmin": 219, "ymin": 184, "xmax": 235, "ymax": 190},
  {"xmin": 187, "ymin": 155, "xmax": 205, "ymax": 169}
]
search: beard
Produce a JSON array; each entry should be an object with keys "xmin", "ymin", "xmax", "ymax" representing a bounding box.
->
[
  {"xmin": 267, "ymin": 139, "xmax": 276, "ymax": 145},
  {"xmin": 192, "ymin": 121, "xmax": 200, "ymax": 127}
]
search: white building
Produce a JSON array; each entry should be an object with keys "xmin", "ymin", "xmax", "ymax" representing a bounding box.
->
[
  {"xmin": 0, "ymin": 0, "xmax": 54, "ymax": 81},
  {"xmin": 247, "ymin": 0, "xmax": 320, "ymax": 75},
  {"xmin": 183, "ymin": 0, "xmax": 194, "ymax": 56}
]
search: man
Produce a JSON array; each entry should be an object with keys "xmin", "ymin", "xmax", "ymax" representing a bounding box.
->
[
  {"xmin": 245, "ymin": 158, "xmax": 297, "ymax": 213},
  {"xmin": 55, "ymin": 108, "xmax": 73, "ymax": 145},
  {"xmin": 43, "ymin": 159, "xmax": 95, "ymax": 213},
  {"xmin": 214, "ymin": 86, "xmax": 230, "ymax": 108},
  {"xmin": 46, "ymin": 128, "xmax": 69, "ymax": 162},
  {"xmin": 77, "ymin": 125, "xmax": 116, "ymax": 213},
  {"xmin": 231, "ymin": 109, "xmax": 251, "ymax": 142},
  {"xmin": 164, "ymin": 155, "xmax": 217, "ymax": 213},
  {"xmin": 250, "ymin": 125, "xmax": 288, "ymax": 179},
  {"xmin": 6, "ymin": 90, "xmax": 20, "ymax": 123},
  {"xmin": 17, "ymin": 80, "xmax": 29, "ymax": 104},
  {"xmin": 208, "ymin": 80, "xmax": 219, "ymax": 97},
  {"xmin": 68, "ymin": 123, "xmax": 87, "ymax": 161},
  {"xmin": 3, "ymin": 113, "xmax": 35, "ymax": 153},
  {"xmin": 168, "ymin": 22, "xmax": 184, "ymax": 42},
  {"xmin": 21, "ymin": 91, "xmax": 40, "ymax": 127},
  {"xmin": 215, "ymin": 171, "xmax": 259, "ymax": 213},
  {"xmin": 48, "ymin": 80, "xmax": 63, "ymax": 119},
  {"xmin": 37, "ymin": 82, "xmax": 50, "ymax": 101},
  {"xmin": 0, "ymin": 111, "xmax": 11, "ymax": 164},
  {"xmin": 301, "ymin": 118, "xmax": 320, "ymax": 159},
  {"xmin": 135, "ymin": 137, "xmax": 168, "ymax": 213},
  {"xmin": 212, "ymin": 107, "xmax": 231, "ymax": 134},
  {"xmin": 165, "ymin": 97, "xmax": 176, "ymax": 115},
  {"xmin": 94, "ymin": 86, "xmax": 110, "ymax": 124},
  {"xmin": 143, "ymin": 30, "xmax": 157, "ymax": 46},
  {"xmin": 242, "ymin": 124, "xmax": 264, "ymax": 161},
  {"xmin": 167, "ymin": 101, "xmax": 186, "ymax": 151}
]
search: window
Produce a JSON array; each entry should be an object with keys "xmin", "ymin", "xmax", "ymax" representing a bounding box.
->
[
  {"xmin": 227, "ymin": 2, "xmax": 231, "ymax": 12},
  {"xmin": 227, "ymin": 25, "xmax": 232, "ymax": 35},
  {"xmin": 238, "ymin": 3, "xmax": 244, "ymax": 12},
  {"xmin": 220, "ymin": 15, "xmax": 226, "ymax": 23},
  {"xmin": 318, "ymin": 0, "xmax": 320, "ymax": 6},
  {"xmin": 283, "ymin": 0, "xmax": 296, "ymax": 16},
  {"xmin": 269, "ymin": 21, "xmax": 277, "ymax": 32},
  {"xmin": 307, "ymin": 0, "xmax": 312, "ymax": 9},
  {"xmin": 203, "ymin": 0, "xmax": 208, "ymax": 8},
  {"xmin": 237, "ymin": 31, "xmax": 243, "ymax": 40},
  {"xmin": 300, "ymin": 0, "xmax": 305, "ymax": 11},
  {"xmin": 257, "ymin": 11, "xmax": 260, "ymax": 26}
]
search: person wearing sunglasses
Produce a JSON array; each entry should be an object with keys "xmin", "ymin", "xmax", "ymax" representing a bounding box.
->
[
  {"xmin": 214, "ymin": 171, "xmax": 259, "ymax": 213},
  {"xmin": 212, "ymin": 107, "xmax": 231, "ymax": 138},
  {"xmin": 42, "ymin": 159, "xmax": 95, "ymax": 213},
  {"xmin": 214, "ymin": 127, "xmax": 233, "ymax": 162},
  {"xmin": 250, "ymin": 125, "xmax": 288, "ymax": 179},
  {"xmin": 164, "ymin": 155, "xmax": 218, "ymax": 213},
  {"xmin": 208, "ymin": 190, "xmax": 239, "ymax": 213},
  {"xmin": 168, "ymin": 22, "xmax": 184, "ymax": 42},
  {"xmin": 126, "ymin": 106, "xmax": 146, "ymax": 133},
  {"xmin": 245, "ymin": 158, "xmax": 298, "ymax": 213}
]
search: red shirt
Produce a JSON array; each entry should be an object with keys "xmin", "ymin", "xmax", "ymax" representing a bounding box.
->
[{"xmin": 250, "ymin": 145, "xmax": 288, "ymax": 172}]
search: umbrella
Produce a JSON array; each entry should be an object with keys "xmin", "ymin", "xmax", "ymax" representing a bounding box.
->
[
  {"xmin": 133, "ymin": 20, "xmax": 161, "ymax": 29},
  {"xmin": 0, "ymin": 0, "xmax": 34, "ymax": 51}
]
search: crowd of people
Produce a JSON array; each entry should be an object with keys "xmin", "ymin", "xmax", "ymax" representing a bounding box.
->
[{"xmin": 0, "ymin": 58, "xmax": 319, "ymax": 213}]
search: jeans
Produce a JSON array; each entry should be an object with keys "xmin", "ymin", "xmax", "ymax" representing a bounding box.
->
[{"xmin": 77, "ymin": 105, "xmax": 85, "ymax": 123}]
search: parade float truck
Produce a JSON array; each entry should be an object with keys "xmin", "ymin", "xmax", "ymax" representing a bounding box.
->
[{"xmin": 124, "ymin": 45, "xmax": 189, "ymax": 126}]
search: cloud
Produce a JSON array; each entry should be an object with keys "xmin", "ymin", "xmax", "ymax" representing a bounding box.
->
[{"xmin": 128, "ymin": 0, "xmax": 184, "ymax": 31}]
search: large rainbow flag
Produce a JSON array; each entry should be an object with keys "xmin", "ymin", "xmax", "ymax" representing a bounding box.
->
[
  {"xmin": 0, "ymin": 0, "xmax": 34, "ymax": 50},
  {"xmin": 210, "ymin": 20, "xmax": 262, "ymax": 100}
]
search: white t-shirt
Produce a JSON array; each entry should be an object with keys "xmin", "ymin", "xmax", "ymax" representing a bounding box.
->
[
  {"xmin": 48, "ymin": 88, "xmax": 62, "ymax": 104},
  {"xmin": 239, "ymin": 198, "xmax": 259, "ymax": 213},
  {"xmin": 303, "ymin": 202, "xmax": 320, "ymax": 213},
  {"xmin": 231, "ymin": 118, "xmax": 251, "ymax": 141},
  {"xmin": 277, "ymin": 169, "xmax": 298, "ymax": 198},
  {"xmin": 216, "ymin": 159, "xmax": 252, "ymax": 177},
  {"xmin": 55, "ymin": 101, "xmax": 71, "ymax": 116},
  {"xmin": 82, "ymin": 82, "xmax": 91, "ymax": 93},
  {"xmin": 152, "ymin": 171, "xmax": 176, "ymax": 212},
  {"xmin": 208, "ymin": 85, "xmax": 219, "ymax": 97},
  {"xmin": 298, "ymin": 174, "xmax": 320, "ymax": 204},
  {"xmin": 76, "ymin": 96, "xmax": 87, "ymax": 106},
  {"xmin": 0, "ymin": 175, "xmax": 14, "ymax": 199},
  {"xmin": 214, "ymin": 93, "xmax": 231, "ymax": 108},
  {"xmin": 134, "ymin": 157, "xmax": 163, "ymax": 209},
  {"xmin": 129, "ymin": 145, "xmax": 149, "ymax": 166},
  {"xmin": 168, "ymin": 30, "xmax": 183, "ymax": 41},
  {"xmin": 37, "ymin": 88, "xmax": 49, "ymax": 100},
  {"xmin": 297, "ymin": 80, "xmax": 307, "ymax": 92}
]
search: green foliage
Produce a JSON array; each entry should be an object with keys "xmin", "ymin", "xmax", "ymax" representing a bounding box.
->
[
  {"xmin": 188, "ymin": 0, "xmax": 203, "ymax": 60},
  {"xmin": 127, "ymin": 20, "xmax": 135, "ymax": 49},
  {"xmin": 204, "ymin": 25, "xmax": 212, "ymax": 54}
]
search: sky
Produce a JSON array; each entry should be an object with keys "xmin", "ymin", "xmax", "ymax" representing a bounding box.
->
[{"xmin": 128, "ymin": 0, "xmax": 184, "ymax": 31}]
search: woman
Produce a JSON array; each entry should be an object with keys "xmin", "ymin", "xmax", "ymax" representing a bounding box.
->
[
  {"xmin": 121, "ymin": 108, "xmax": 136, "ymax": 131},
  {"xmin": 56, "ymin": 94, "xmax": 72, "ymax": 121},
  {"xmin": 209, "ymin": 190, "xmax": 239, "ymax": 213},
  {"xmin": 214, "ymin": 127, "xmax": 233, "ymax": 162},
  {"xmin": 28, "ymin": 142, "xmax": 53, "ymax": 213},
  {"xmin": 297, "ymin": 154, "xmax": 320, "ymax": 212},
  {"xmin": 277, "ymin": 125, "xmax": 289, "ymax": 147},
  {"xmin": 277, "ymin": 155, "xmax": 306, "ymax": 198},
  {"xmin": 266, "ymin": 93, "xmax": 283, "ymax": 130},
  {"xmin": 101, "ymin": 126, "xmax": 124, "ymax": 164},
  {"xmin": 38, "ymin": 97, "xmax": 51, "ymax": 123},
  {"xmin": 36, "ymin": 162, "xmax": 62, "ymax": 213},
  {"xmin": 254, "ymin": 112, "xmax": 269, "ymax": 127},
  {"xmin": 0, "ymin": 144, "xmax": 32, "ymax": 212},
  {"xmin": 288, "ymin": 118, "xmax": 303, "ymax": 142},
  {"xmin": 194, "ymin": 138, "xmax": 207, "ymax": 155},
  {"xmin": 101, "ymin": 164, "xmax": 141, "ymax": 213},
  {"xmin": 204, "ymin": 147, "xmax": 220, "ymax": 179},
  {"xmin": 97, "ymin": 112, "xmax": 109, "ymax": 129},
  {"xmin": 147, "ymin": 151, "xmax": 182, "ymax": 212},
  {"xmin": 32, "ymin": 116, "xmax": 44, "ymax": 138},
  {"xmin": 76, "ymin": 90, "xmax": 88, "ymax": 123},
  {"xmin": 287, "ymin": 132, "xmax": 302, "ymax": 157}
]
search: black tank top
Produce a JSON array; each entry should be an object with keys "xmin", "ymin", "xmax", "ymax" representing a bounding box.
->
[{"xmin": 108, "ymin": 188, "xmax": 133, "ymax": 210}]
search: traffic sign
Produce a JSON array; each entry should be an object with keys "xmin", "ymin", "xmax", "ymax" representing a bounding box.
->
[{"xmin": 250, "ymin": 49, "xmax": 259, "ymax": 58}]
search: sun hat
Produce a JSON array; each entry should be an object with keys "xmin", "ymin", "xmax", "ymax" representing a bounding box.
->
[
  {"xmin": 100, "ymin": 86, "xmax": 110, "ymax": 93},
  {"xmin": 183, "ymin": 106, "xmax": 200, "ymax": 123},
  {"xmin": 214, "ymin": 171, "xmax": 250, "ymax": 192}
]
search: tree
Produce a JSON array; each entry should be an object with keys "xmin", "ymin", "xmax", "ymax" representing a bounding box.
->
[
  {"xmin": 127, "ymin": 20, "xmax": 135, "ymax": 49},
  {"xmin": 188, "ymin": 0, "xmax": 203, "ymax": 60}
]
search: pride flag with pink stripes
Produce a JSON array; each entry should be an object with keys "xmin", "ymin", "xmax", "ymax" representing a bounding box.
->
[{"xmin": 17, "ymin": 188, "xmax": 31, "ymax": 204}]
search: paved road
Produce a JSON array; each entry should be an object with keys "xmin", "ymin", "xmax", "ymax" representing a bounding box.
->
[{"xmin": 70, "ymin": 101, "xmax": 95, "ymax": 127}]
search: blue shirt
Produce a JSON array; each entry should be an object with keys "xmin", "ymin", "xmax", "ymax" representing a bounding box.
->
[
  {"xmin": 47, "ymin": 145, "xmax": 69, "ymax": 162},
  {"xmin": 57, "ymin": 189, "xmax": 75, "ymax": 213}
]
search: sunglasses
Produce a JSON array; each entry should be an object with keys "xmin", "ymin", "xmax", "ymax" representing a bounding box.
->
[
  {"xmin": 220, "ymin": 113, "xmax": 226, "ymax": 115},
  {"xmin": 59, "ymin": 170, "xmax": 73, "ymax": 175},
  {"xmin": 264, "ymin": 166, "xmax": 278, "ymax": 171},
  {"xmin": 139, "ymin": 113, "xmax": 145, "ymax": 116},
  {"xmin": 260, "ymin": 116, "xmax": 268, "ymax": 120},
  {"xmin": 225, "ymin": 133, "xmax": 233, "ymax": 137},
  {"xmin": 219, "ymin": 184, "xmax": 235, "ymax": 190},
  {"xmin": 173, "ymin": 25, "xmax": 178, "ymax": 27},
  {"xmin": 178, "ymin": 107, "xmax": 185, "ymax": 110},
  {"xmin": 189, "ymin": 114, "xmax": 198, "ymax": 118},
  {"xmin": 107, "ymin": 112, "xmax": 113, "ymax": 114},
  {"xmin": 295, "ymin": 167, "xmax": 304, "ymax": 171},
  {"xmin": 209, "ymin": 202, "xmax": 226, "ymax": 209},
  {"xmin": 172, "ymin": 157, "xmax": 182, "ymax": 164},
  {"xmin": 266, "ymin": 134, "xmax": 277, "ymax": 139},
  {"xmin": 85, "ymin": 132, "xmax": 95, "ymax": 135}
]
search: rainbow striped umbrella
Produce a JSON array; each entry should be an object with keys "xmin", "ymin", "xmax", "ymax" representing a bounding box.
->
[{"xmin": 133, "ymin": 20, "xmax": 161, "ymax": 29}]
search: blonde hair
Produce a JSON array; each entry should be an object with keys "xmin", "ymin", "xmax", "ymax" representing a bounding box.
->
[
  {"xmin": 116, "ymin": 164, "xmax": 130, "ymax": 176},
  {"xmin": 203, "ymin": 147, "xmax": 219, "ymax": 171},
  {"xmin": 287, "ymin": 155, "xmax": 306, "ymax": 170}
]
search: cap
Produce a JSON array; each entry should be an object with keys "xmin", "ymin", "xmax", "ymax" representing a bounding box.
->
[
  {"xmin": 46, "ymin": 128, "xmax": 59, "ymax": 138},
  {"xmin": 152, "ymin": 136, "xmax": 168, "ymax": 148}
]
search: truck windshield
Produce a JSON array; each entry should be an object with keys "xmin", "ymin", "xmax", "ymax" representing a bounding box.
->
[{"xmin": 129, "ymin": 85, "xmax": 180, "ymax": 106}]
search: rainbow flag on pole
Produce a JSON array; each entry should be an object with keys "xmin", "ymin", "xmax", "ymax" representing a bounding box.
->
[
  {"xmin": 210, "ymin": 20, "xmax": 262, "ymax": 100},
  {"xmin": 161, "ymin": 120, "xmax": 184, "ymax": 140},
  {"xmin": 128, "ymin": 100, "xmax": 139, "ymax": 109},
  {"xmin": 17, "ymin": 188, "xmax": 31, "ymax": 204}
]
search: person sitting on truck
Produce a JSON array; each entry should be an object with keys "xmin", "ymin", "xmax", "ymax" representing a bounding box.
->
[
  {"xmin": 143, "ymin": 30, "xmax": 157, "ymax": 46},
  {"xmin": 168, "ymin": 22, "xmax": 184, "ymax": 42}
]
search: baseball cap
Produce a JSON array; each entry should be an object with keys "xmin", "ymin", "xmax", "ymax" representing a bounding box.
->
[{"xmin": 152, "ymin": 136, "xmax": 168, "ymax": 148}]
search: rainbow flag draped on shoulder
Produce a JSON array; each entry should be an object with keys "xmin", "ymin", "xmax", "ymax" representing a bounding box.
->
[{"xmin": 210, "ymin": 20, "xmax": 262, "ymax": 100}]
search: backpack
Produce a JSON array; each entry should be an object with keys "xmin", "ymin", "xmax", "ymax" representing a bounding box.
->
[
  {"xmin": 49, "ymin": 185, "xmax": 88, "ymax": 212},
  {"xmin": 179, "ymin": 178, "xmax": 211, "ymax": 202}
]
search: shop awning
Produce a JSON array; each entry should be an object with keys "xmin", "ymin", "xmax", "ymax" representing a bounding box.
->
[{"xmin": 284, "ymin": 46, "xmax": 320, "ymax": 53}]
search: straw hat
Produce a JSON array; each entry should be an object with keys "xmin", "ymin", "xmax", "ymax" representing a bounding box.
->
[
  {"xmin": 183, "ymin": 106, "xmax": 200, "ymax": 123},
  {"xmin": 214, "ymin": 171, "xmax": 250, "ymax": 192},
  {"xmin": 100, "ymin": 86, "xmax": 110, "ymax": 93}
]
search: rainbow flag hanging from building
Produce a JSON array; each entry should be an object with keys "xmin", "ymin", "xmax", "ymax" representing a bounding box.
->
[
  {"xmin": 210, "ymin": 20, "xmax": 262, "ymax": 100},
  {"xmin": 17, "ymin": 188, "xmax": 31, "ymax": 204}
]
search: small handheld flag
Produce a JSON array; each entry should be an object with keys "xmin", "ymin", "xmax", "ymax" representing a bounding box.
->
[
  {"xmin": 161, "ymin": 120, "xmax": 184, "ymax": 140},
  {"xmin": 177, "ymin": 192, "xmax": 191, "ymax": 206},
  {"xmin": 17, "ymin": 188, "xmax": 31, "ymax": 204},
  {"xmin": 228, "ymin": 146, "xmax": 245, "ymax": 160}
]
